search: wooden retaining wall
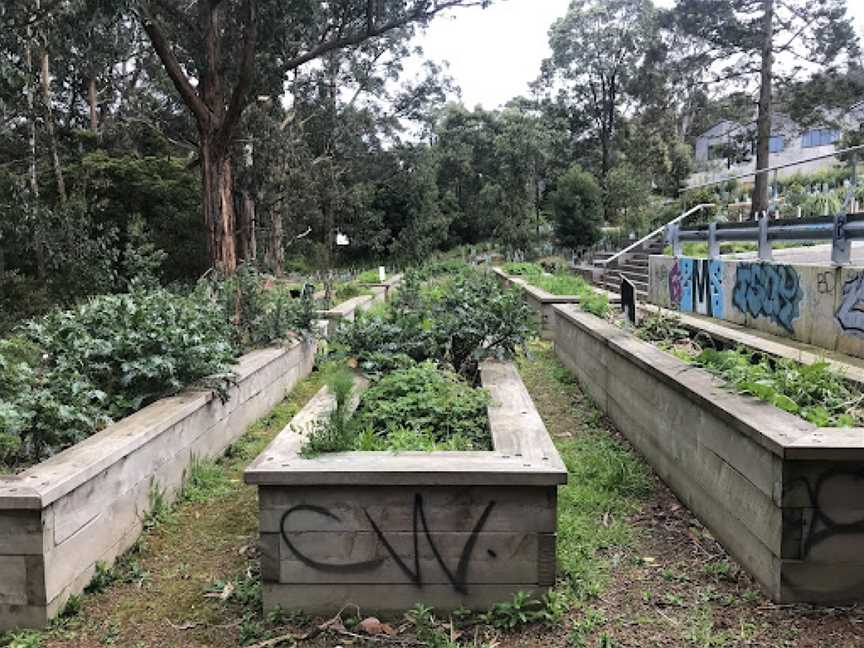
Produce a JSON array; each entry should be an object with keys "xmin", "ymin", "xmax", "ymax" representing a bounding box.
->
[
  {"xmin": 316, "ymin": 286, "xmax": 389, "ymax": 339},
  {"xmin": 245, "ymin": 360, "xmax": 567, "ymax": 614},
  {"xmin": 492, "ymin": 267, "xmax": 618, "ymax": 339},
  {"xmin": 552, "ymin": 303, "xmax": 864, "ymax": 603},
  {"xmin": 0, "ymin": 339, "xmax": 316, "ymax": 631}
]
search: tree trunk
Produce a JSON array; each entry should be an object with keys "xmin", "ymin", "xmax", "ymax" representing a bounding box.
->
[
  {"xmin": 751, "ymin": 0, "xmax": 774, "ymax": 218},
  {"xmin": 236, "ymin": 191, "xmax": 257, "ymax": 263},
  {"xmin": 25, "ymin": 15, "xmax": 46, "ymax": 281},
  {"xmin": 88, "ymin": 77, "xmax": 98, "ymax": 131},
  {"xmin": 40, "ymin": 47, "xmax": 66, "ymax": 205},
  {"xmin": 201, "ymin": 136, "xmax": 238, "ymax": 274},
  {"xmin": 265, "ymin": 209, "xmax": 284, "ymax": 277}
]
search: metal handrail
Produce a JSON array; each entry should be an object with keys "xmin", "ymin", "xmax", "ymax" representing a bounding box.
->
[
  {"xmin": 598, "ymin": 203, "xmax": 714, "ymax": 267},
  {"xmin": 668, "ymin": 212, "xmax": 864, "ymax": 264}
]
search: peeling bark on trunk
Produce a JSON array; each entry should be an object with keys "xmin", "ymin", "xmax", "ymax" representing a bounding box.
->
[
  {"xmin": 201, "ymin": 138, "xmax": 238, "ymax": 274},
  {"xmin": 751, "ymin": 0, "xmax": 773, "ymax": 218}
]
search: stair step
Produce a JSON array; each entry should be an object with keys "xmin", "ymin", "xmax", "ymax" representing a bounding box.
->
[
  {"xmin": 616, "ymin": 263, "xmax": 648, "ymax": 274},
  {"xmin": 606, "ymin": 268, "xmax": 648, "ymax": 282}
]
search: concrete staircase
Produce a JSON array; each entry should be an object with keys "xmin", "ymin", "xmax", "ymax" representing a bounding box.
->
[
  {"xmin": 598, "ymin": 237, "xmax": 665, "ymax": 298},
  {"xmin": 575, "ymin": 235, "xmax": 665, "ymax": 300},
  {"xmin": 573, "ymin": 204, "xmax": 713, "ymax": 300}
]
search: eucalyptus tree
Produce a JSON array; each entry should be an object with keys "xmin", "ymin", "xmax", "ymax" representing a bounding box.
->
[
  {"xmin": 236, "ymin": 29, "xmax": 457, "ymax": 273},
  {"xmin": 540, "ymin": 0, "xmax": 657, "ymax": 215},
  {"xmin": 135, "ymin": 0, "xmax": 492, "ymax": 274},
  {"xmin": 669, "ymin": 0, "xmax": 860, "ymax": 216}
]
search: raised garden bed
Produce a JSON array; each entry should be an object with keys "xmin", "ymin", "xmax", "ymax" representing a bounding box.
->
[
  {"xmin": 493, "ymin": 265, "xmax": 618, "ymax": 338},
  {"xmin": 244, "ymin": 358, "xmax": 567, "ymax": 614},
  {"xmin": 551, "ymin": 302, "xmax": 864, "ymax": 604},
  {"xmin": 0, "ymin": 339, "xmax": 316, "ymax": 631},
  {"xmin": 316, "ymin": 287, "xmax": 387, "ymax": 339},
  {"xmin": 357, "ymin": 271, "xmax": 403, "ymax": 300}
]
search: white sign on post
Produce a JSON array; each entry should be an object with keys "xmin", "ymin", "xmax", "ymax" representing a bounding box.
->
[{"xmin": 378, "ymin": 266, "xmax": 386, "ymax": 282}]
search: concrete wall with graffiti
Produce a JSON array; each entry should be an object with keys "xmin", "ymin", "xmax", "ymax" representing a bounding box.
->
[{"xmin": 648, "ymin": 255, "xmax": 864, "ymax": 358}]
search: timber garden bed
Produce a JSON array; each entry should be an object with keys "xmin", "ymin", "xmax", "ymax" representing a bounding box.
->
[
  {"xmin": 0, "ymin": 338, "xmax": 316, "ymax": 631},
  {"xmin": 493, "ymin": 263, "xmax": 618, "ymax": 338},
  {"xmin": 244, "ymin": 358, "xmax": 566, "ymax": 614},
  {"xmin": 551, "ymin": 301, "xmax": 864, "ymax": 604},
  {"xmin": 245, "ymin": 264, "xmax": 567, "ymax": 613},
  {"xmin": 0, "ymin": 269, "xmax": 322, "ymax": 631}
]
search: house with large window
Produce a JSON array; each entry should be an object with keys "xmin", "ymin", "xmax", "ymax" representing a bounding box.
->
[{"xmin": 687, "ymin": 107, "xmax": 861, "ymax": 188}]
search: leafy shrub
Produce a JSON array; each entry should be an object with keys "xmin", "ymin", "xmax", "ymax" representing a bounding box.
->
[
  {"xmin": 207, "ymin": 264, "xmax": 315, "ymax": 350},
  {"xmin": 0, "ymin": 337, "xmax": 111, "ymax": 465},
  {"xmin": 1, "ymin": 267, "xmax": 318, "ymax": 469},
  {"xmin": 694, "ymin": 348, "xmax": 860, "ymax": 427},
  {"xmin": 336, "ymin": 267, "xmax": 535, "ymax": 379},
  {"xmin": 24, "ymin": 288, "xmax": 236, "ymax": 420},
  {"xmin": 353, "ymin": 361, "xmax": 491, "ymax": 449},
  {"xmin": 549, "ymin": 165, "xmax": 603, "ymax": 249},
  {"xmin": 422, "ymin": 269, "xmax": 536, "ymax": 376}
]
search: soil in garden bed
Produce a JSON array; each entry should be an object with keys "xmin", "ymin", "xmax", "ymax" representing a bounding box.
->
[{"xmin": 8, "ymin": 342, "xmax": 861, "ymax": 648}]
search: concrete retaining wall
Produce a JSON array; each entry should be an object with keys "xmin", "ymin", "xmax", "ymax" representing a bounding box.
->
[
  {"xmin": 0, "ymin": 339, "xmax": 316, "ymax": 631},
  {"xmin": 648, "ymin": 255, "xmax": 864, "ymax": 359},
  {"xmin": 552, "ymin": 303, "xmax": 864, "ymax": 603},
  {"xmin": 245, "ymin": 360, "xmax": 567, "ymax": 614}
]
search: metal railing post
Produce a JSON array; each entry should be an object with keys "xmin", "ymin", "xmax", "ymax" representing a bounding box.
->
[
  {"xmin": 758, "ymin": 213, "xmax": 773, "ymax": 261},
  {"xmin": 708, "ymin": 222, "xmax": 719, "ymax": 259},
  {"xmin": 832, "ymin": 210, "xmax": 851, "ymax": 266}
]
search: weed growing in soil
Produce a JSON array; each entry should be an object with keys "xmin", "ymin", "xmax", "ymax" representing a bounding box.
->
[
  {"xmin": 636, "ymin": 312, "xmax": 863, "ymax": 427},
  {"xmin": 302, "ymin": 362, "xmax": 491, "ymax": 454}
]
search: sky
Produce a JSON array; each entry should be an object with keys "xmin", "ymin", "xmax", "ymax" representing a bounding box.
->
[{"xmin": 408, "ymin": 0, "xmax": 864, "ymax": 110}]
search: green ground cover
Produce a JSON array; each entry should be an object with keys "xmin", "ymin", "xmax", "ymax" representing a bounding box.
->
[
  {"xmin": 502, "ymin": 262, "xmax": 610, "ymax": 318},
  {"xmin": 636, "ymin": 312, "xmax": 863, "ymax": 427},
  {"xmin": 0, "ymin": 266, "xmax": 315, "ymax": 472},
  {"xmin": 302, "ymin": 263, "xmax": 533, "ymax": 454}
]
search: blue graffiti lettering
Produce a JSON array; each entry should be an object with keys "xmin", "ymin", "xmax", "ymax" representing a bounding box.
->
[
  {"xmin": 836, "ymin": 274, "xmax": 864, "ymax": 337},
  {"xmin": 732, "ymin": 262, "xmax": 802, "ymax": 332},
  {"xmin": 676, "ymin": 257, "xmax": 724, "ymax": 318}
]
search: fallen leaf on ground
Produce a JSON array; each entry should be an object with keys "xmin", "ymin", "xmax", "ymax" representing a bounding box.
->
[{"xmin": 358, "ymin": 617, "xmax": 396, "ymax": 636}]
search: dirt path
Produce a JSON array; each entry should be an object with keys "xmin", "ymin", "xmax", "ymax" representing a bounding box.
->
[{"xmin": 5, "ymin": 342, "xmax": 864, "ymax": 648}]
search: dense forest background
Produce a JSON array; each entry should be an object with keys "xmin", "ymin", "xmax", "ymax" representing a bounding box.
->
[{"xmin": 1, "ymin": 0, "xmax": 862, "ymax": 329}]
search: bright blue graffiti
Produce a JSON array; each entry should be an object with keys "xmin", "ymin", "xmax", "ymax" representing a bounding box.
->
[
  {"xmin": 732, "ymin": 263, "xmax": 802, "ymax": 332},
  {"xmin": 677, "ymin": 258, "xmax": 725, "ymax": 318}
]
